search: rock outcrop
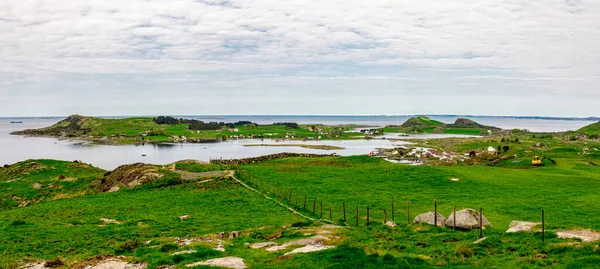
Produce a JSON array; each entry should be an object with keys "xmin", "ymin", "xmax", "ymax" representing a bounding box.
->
[
  {"xmin": 445, "ymin": 208, "xmax": 491, "ymax": 230},
  {"xmin": 413, "ymin": 212, "xmax": 447, "ymax": 227},
  {"xmin": 97, "ymin": 163, "xmax": 166, "ymax": 192},
  {"xmin": 506, "ymin": 221, "xmax": 540, "ymax": 233}
]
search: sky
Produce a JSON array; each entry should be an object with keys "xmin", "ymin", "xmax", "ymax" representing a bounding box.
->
[{"xmin": 0, "ymin": 0, "xmax": 599, "ymax": 117}]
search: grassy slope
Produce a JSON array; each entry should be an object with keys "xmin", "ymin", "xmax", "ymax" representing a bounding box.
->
[
  {"xmin": 0, "ymin": 160, "xmax": 105, "ymax": 209},
  {"xmin": 0, "ymin": 179, "xmax": 305, "ymax": 267},
  {"xmin": 577, "ymin": 121, "xmax": 600, "ymax": 135}
]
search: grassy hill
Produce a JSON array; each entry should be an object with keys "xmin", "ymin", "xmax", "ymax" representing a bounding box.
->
[
  {"xmin": 400, "ymin": 116, "xmax": 445, "ymax": 128},
  {"xmin": 386, "ymin": 116, "xmax": 500, "ymax": 135},
  {"xmin": 577, "ymin": 121, "xmax": 600, "ymax": 136}
]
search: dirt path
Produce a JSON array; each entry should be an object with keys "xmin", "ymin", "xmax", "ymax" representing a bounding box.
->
[{"xmin": 229, "ymin": 172, "xmax": 317, "ymax": 222}]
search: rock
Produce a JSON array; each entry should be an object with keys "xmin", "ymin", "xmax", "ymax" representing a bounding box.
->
[
  {"xmin": 384, "ymin": 221, "xmax": 397, "ymax": 228},
  {"xmin": 249, "ymin": 242, "xmax": 277, "ymax": 249},
  {"xmin": 218, "ymin": 232, "xmax": 226, "ymax": 239},
  {"xmin": 284, "ymin": 244, "xmax": 334, "ymax": 256},
  {"xmin": 413, "ymin": 212, "xmax": 447, "ymax": 227},
  {"xmin": 557, "ymin": 229, "xmax": 600, "ymax": 242},
  {"xmin": 179, "ymin": 215, "xmax": 190, "ymax": 221},
  {"xmin": 266, "ymin": 235, "xmax": 329, "ymax": 252},
  {"xmin": 100, "ymin": 218, "xmax": 122, "ymax": 225},
  {"xmin": 535, "ymin": 142, "xmax": 545, "ymax": 147},
  {"xmin": 474, "ymin": 237, "xmax": 488, "ymax": 244},
  {"xmin": 32, "ymin": 183, "xmax": 42, "ymax": 189},
  {"xmin": 321, "ymin": 224, "xmax": 343, "ymax": 229},
  {"xmin": 506, "ymin": 221, "xmax": 540, "ymax": 233},
  {"xmin": 22, "ymin": 262, "xmax": 45, "ymax": 269},
  {"xmin": 171, "ymin": 249, "xmax": 198, "ymax": 256},
  {"xmin": 186, "ymin": 257, "xmax": 246, "ymax": 269},
  {"xmin": 445, "ymin": 208, "xmax": 491, "ymax": 230},
  {"xmin": 98, "ymin": 163, "xmax": 166, "ymax": 192},
  {"xmin": 229, "ymin": 231, "xmax": 240, "ymax": 239}
]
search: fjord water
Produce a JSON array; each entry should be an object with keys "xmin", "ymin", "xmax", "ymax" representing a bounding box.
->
[{"xmin": 0, "ymin": 116, "xmax": 594, "ymax": 170}]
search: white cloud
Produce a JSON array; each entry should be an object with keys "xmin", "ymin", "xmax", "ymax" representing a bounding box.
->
[{"xmin": 0, "ymin": 0, "xmax": 599, "ymax": 116}]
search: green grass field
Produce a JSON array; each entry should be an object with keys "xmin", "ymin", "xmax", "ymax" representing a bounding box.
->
[
  {"xmin": 239, "ymin": 156, "xmax": 600, "ymax": 230},
  {"xmin": 0, "ymin": 178, "xmax": 306, "ymax": 268}
]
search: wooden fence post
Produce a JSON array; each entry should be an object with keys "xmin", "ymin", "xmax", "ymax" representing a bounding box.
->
[
  {"xmin": 320, "ymin": 201, "xmax": 323, "ymax": 219},
  {"xmin": 453, "ymin": 205, "xmax": 456, "ymax": 230},
  {"xmin": 367, "ymin": 206, "xmax": 370, "ymax": 226},
  {"xmin": 296, "ymin": 192, "xmax": 299, "ymax": 206},
  {"xmin": 343, "ymin": 202, "xmax": 347, "ymax": 222},
  {"xmin": 434, "ymin": 199, "xmax": 437, "ymax": 227},
  {"xmin": 303, "ymin": 195, "xmax": 307, "ymax": 209},
  {"xmin": 288, "ymin": 189, "xmax": 293, "ymax": 202},
  {"xmin": 384, "ymin": 209, "xmax": 387, "ymax": 224},
  {"xmin": 313, "ymin": 197, "xmax": 317, "ymax": 214}
]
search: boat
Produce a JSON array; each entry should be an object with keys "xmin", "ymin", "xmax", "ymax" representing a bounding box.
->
[{"xmin": 10, "ymin": 121, "xmax": 23, "ymax": 124}]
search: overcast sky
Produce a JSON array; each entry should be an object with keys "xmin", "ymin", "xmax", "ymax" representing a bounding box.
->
[{"xmin": 1, "ymin": 0, "xmax": 599, "ymax": 117}]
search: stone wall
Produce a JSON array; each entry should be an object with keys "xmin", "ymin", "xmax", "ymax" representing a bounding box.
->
[{"xmin": 210, "ymin": 152, "xmax": 337, "ymax": 165}]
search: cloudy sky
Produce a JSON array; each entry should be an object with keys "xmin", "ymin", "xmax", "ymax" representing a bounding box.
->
[{"xmin": 1, "ymin": 0, "xmax": 599, "ymax": 117}]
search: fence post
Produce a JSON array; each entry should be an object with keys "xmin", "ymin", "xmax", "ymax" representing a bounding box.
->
[
  {"xmin": 343, "ymin": 202, "xmax": 347, "ymax": 222},
  {"xmin": 313, "ymin": 197, "xmax": 317, "ymax": 214},
  {"xmin": 296, "ymin": 192, "xmax": 299, "ymax": 206},
  {"xmin": 453, "ymin": 205, "xmax": 456, "ymax": 230},
  {"xmin": 434, "ymin": 199, "xmax": 437, "ymax": 227},
  {"xmin": 320, "ymin": 201, "xmax": 323, "ymax": 219},
  {"xmin": 367, "ymin": 205, "xmax": 370, "ymax": 227},
  {"xmin": 288, "ymin": 189, "xmax": 293, "ymax": 202},
  {"xmin": 542, "ymin": 209, "xmax": 545, "ymax": 243},
  {"xmin": 303, "ymin": 195, "xmax": 307, "ymax": 209},
  {"xmin": 330, "ymin": 204, "xmax": 332, "ymax": 220},
  {"xmin": 384, "ymin": 209, "xmax": 387, "ymax": 224},
  {"xmin": 479, "ymin": 207, "xmax": 483, "ymax": 238}
]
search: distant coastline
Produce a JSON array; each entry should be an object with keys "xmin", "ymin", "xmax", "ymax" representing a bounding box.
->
[{"xmin": 2, "ymin": 114, "xmax": 599, "ymax": 121}]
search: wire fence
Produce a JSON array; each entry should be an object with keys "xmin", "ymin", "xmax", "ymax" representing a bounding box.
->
[{"xmin": 234, "ymin": 167, "xmax": 547, "ymax": 241}]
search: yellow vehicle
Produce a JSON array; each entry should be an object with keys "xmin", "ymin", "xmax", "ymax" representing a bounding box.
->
[{"xmin": 532, "ymin": 156, "xmax": 543, "ymax": 166}]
